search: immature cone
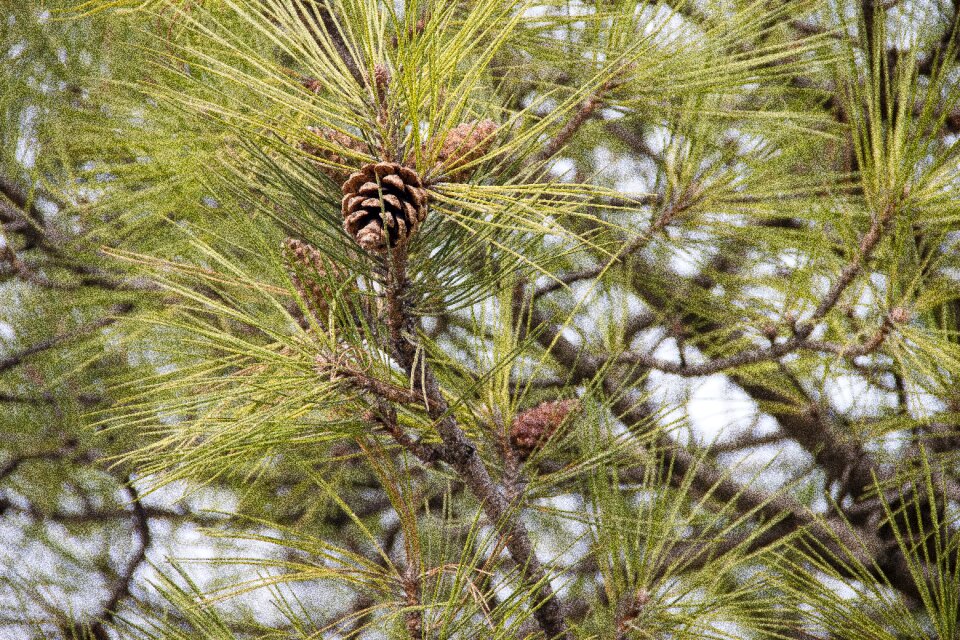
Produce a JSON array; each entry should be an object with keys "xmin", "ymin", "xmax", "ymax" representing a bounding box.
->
[
  {"xmin": 282, "ymin": 237, "xmax": 342, "ymax": 326},
  {"xmin": 373, "ymin": 63, "xmax": 390, "ymax": 104},
  {"xmin": 890, "ymin": 306, "xmax": 911, "ymax": 324},
  {"xmin": 341, "ymin": 162, "xmax": 428, "ymax": 253},
  {"xmin": 299, "ymin": 126, "xmax": 366, "ymax": 182},
  {"xmin": 436, "ymin": 119, "xmax": 498, "ymax": 182},
  {"xmin": 510, "ymin": 399, "xmax": 579, "ymax": 460}
]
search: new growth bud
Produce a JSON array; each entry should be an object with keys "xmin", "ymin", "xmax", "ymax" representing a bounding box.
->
[
  {"xmin": 889, "ymin": 306, "xmax": 910, "ymax": 325},
  {"xmin": 435, "ymin": 119, "xmax": 498, "ymax": 182},
  {"xmin": 510, "ymin": 399, "xmax": 580, "ymax": 460},
  {"xmin": 373, "ymin": 63, "xmax": 390, "ymax": 104},
  {"xmin": 282, "ymin": 237, "xmax": 343, "ymax": 327}
]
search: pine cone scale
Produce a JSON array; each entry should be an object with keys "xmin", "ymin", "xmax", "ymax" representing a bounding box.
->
[
  {"xmin": 343, "ymin": 171, "xmax": 370, "ymax": 195},
  {"xmin": 343, "ymin": 194, "xmax": 366, "ymax": 212},
  {"xmin": 381, "ymin": 174, "xmax": 404, "ymax": 190},
  {"xmin": 405, "ymin": 185, "xmax": 427, "ymax": 207}
]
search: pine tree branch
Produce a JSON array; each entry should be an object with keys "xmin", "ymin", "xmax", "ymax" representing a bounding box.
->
[
  {"xmin": 383, "ymin": 248, "xmax": 571, "ymax": 640},
  {"xmin": 401, "ymin": 564, "xmax": 425, "ymax": 639},
  {"xmin": 365, "ymin": 401, "xmax": 443, "ymax": 465},
  {"xmin": 0, "ymin": 175, "xmax": 63, "ymax": 249},
  {"xmin": 518, "ymin": 270, "xmax": 937, "ymax": 601},
  {"xmin": 99, "ymin": 480, "xmax": 151, "ymax": 623},
  {"xmin": 533, "ymin": 191, "xmax": 692, "ymax": 298},
  {"xmin": 605, "ymin": 252, "xmax": 952, "ymax": 604},
  {"xmin": 63, "ymin": 479, "xmax": 150, "ymax": 640},
  {"xmin": 805, "ymin": 202, "xmax": 898, "ymax": 327},
  {"xmin": 0, "ymin": 449, "xmax": 72, "ymax": 483},
  {"xmin": 633, "ymin": 210, "xmax": 898, "ymax": 386},
  {"xmin": 535, "ymin": 78, "xmax": 623, "ymax": 165},
  {"xmin": 0, "ymin": 303, "xmax": 133, "ymax": 374}
]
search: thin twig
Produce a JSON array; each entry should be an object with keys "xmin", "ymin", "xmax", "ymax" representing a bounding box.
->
[
  {"xmin": 0, "ymin": 176, "xmax": 63, "ymax": 249},
  {"xmin": 0, "ymin": 449, "xmax": 71, "ymax": 483},
  {"xmin": 535, "ymin": 189, "xmax": 695, "ymax": 298},
  {"xmin": 99, "ymin": 480, "xmax": 151, "ymax": 622},
  {"xmin": 366, "ymin": 402, "xmax": 443, "ymax": 465}
]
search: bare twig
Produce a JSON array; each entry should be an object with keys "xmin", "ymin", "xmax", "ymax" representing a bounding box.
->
[
  {"xmin": 0, "ymin": 449, "xmax": 71, "ymax": 483},
  {"xmin": 535, "ymin": 189, "xmax": 696, "ymax": 298},
  {"xmin": 0, "ymin": 176, "xmax": 63, "ymax": 249},
  {"xmin": 99, "ymin": 481, "xmax": 151, "ymax": 623},
  {"xmin": 60, "ymin": 479, "xmax": 152, "ymax": 640}
]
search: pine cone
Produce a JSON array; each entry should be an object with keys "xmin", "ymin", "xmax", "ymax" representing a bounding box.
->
[
  {"xmin": 282, "ymin": 237, "xmax": 343, "ymax": 326},
  {"xmin": 299, "ymin": 126, "xmax": 366, "ymax": 182},
  {"xmin": 435, "ymin": 119, "xmax": 498, "ymax": 182},
  {"xmin": 341, "ymin": 162, "xmax": 428, "ymax": 253},
  {"xmin": 510, "ymin": 399, "xmax": 579, "ymax": 460}
]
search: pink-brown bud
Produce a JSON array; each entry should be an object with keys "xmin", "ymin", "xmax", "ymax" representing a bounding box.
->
[
  {"xmin": 434, "ymin": 119, "xmax": 499, "ymax": 182},
  {"xmin": 889, "ymin": 306, "xmax": 911, "ymax": 324},
  {"xmin": 510, "ymin": 399, "xmax": 580, "ymax": 460},
  {"xmin": 298, "ymin": 126, "xmax": 367, "ymax": 182},
  {"xmin": 373, "ymin": 63, "xmax": 390, "ymax": 103},
  {"xmin": 282, "ymin": 238, "xmax": 344, "ymax": 327}
]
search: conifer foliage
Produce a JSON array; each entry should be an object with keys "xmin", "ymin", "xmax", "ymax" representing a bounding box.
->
[{"xmin": 3, "ymin": 0, "xmax": 960, "ymax": 638}]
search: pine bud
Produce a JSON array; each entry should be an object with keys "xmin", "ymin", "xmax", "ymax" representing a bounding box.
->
[
  {"xmin": 761, "ymin": 323, "xmax": 778, "ymax": 341},
  {"xmin": 510, "ymin": 399, "xmax": 580, "ymax": 460},
  {"xmin": 299, "ymin": 126, "xmax": 367, "ymax": 182},
  {"xmin": 373, "ymin": 63, "xmax": 390, "ymax": 103},
  {"xmin": 889, "ymin": 306, "xmax": 910, "ymax": 324},
  {"xmin": 616, "ymin": 589, "xmax": 651, "ymax": 634},
  {"xmin": 435, "ymin": 119, "xmax": 498, "ymax": 182},
  {"xmin": 341, "ymin": 162, "xmax": 428, "ymax": 253},
  {"xmin": 282, "ymin": 238, "xmax": 343, "ymax": 326}
]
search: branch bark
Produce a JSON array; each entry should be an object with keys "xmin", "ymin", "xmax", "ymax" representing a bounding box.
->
[{"xmin": 383, "ymin": 248, "xmax": 571, "ymax": 640}]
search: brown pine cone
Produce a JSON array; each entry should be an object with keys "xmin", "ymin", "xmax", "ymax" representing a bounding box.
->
[
  {"xmin": 341, "ymin": 162, "xmax": 428, "ymax": 253},
  {"xmin": 510, "ymin": 399, "xmax": 580, "ymax": 460},
  {"xmin": 435, "ymin": 119, "xmax": 498, "ymax": 182},
  {"xmin": 299, "ymin": 126, "xmax": 367, "ymax": 182},
  {"xmin": 282, "ymin": 237, "xmax": 343, "ymax": 326}
]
